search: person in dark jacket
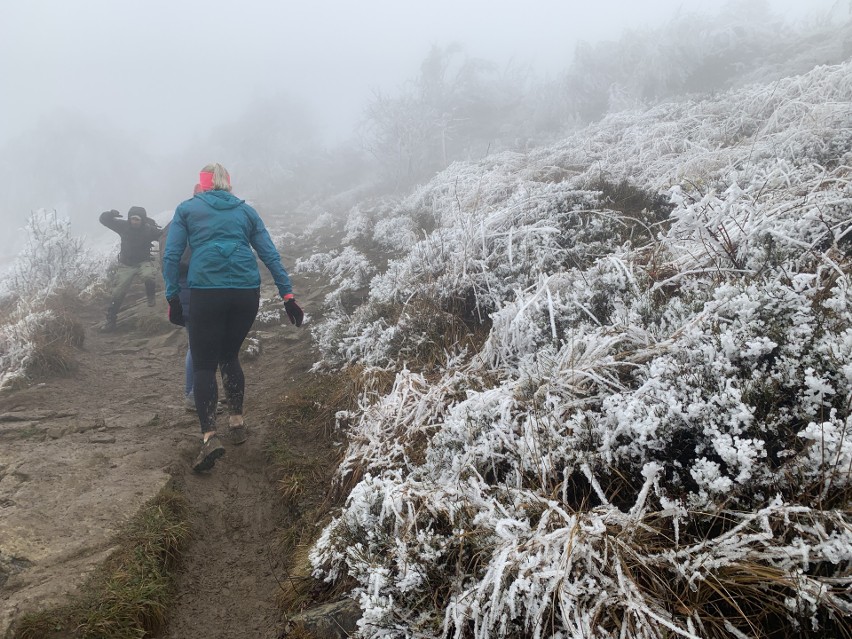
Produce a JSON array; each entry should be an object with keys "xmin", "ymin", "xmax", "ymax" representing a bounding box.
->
[
  {"xmin": 162, "ymin": 163, "xmax": 304, "ymax": 472},
  {"xmin": 99, "ymin": 206, "xmax": 162, "ymax": 331}
]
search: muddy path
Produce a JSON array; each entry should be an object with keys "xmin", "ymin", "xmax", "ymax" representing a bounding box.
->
[
  {"xmin": 159, "ymin": 277, "xmax": 326, "ymax": 639},
  {"xmin": 0, "ymin": 271, "xmax": 333, "ymax": 638}
]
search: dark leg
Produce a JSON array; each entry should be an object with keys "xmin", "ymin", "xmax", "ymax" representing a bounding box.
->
[
  {"xmin": 193, "ymin": 369, "xmax": 219, "ymax": 430},
  {"xmin": 144, "ymin": 279, "xmax": 156, "ymax": 306},
  {"xmin": 104, "ymin": 264, "xmax": 138, "ymax": 330},
  {"xmin": 218, "ymin": 288, "xmax": 260, "ymax": 416},
  {"xmin": 189, "ymin": 289, "xmax": 227, "ymax": 434},
  {"xmin": 104, "ymin": 300, "xmax": 120, "ymax": 331}
]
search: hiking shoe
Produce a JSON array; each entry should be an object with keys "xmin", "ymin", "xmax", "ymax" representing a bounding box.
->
[
  {"xmin": 184, "ymin": 394, "xmax": 196, "ymax": 412},
  {"xmin": 229, "ymin": 423, "xmax": 248, "ymax": 445},
  {"xmin": 192, "ymin": 436, "xmax": 225, "ymax": 472}
]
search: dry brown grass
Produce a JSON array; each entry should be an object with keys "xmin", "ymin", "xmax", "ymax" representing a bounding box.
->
[
  {"xmin": 10, "ymin": 485, "xmax": 190, "ymax": 639},
  {"xmin": 599, "ymin": 510, "xmax": 852, "ymax": 639},
  {"xmin": 26, "ymin": 308, "xmax": 85, "ymax": 378},
  {"xmin": 267, "ymin": 369, "xmax": 368, "ymax": 618}
]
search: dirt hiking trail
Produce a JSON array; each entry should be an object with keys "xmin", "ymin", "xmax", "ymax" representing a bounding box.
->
[{"xmin": 0, "ymin": 271, "xmax": 336, "ymax": 638}]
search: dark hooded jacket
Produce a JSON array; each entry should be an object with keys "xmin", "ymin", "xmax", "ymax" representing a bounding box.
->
[{"xmin": 100, "ymin": 206, "xmax": 162, "ymax": 266}]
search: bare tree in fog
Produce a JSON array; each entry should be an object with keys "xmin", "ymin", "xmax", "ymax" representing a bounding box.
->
[
  {"xmin": 363, "ymin": 44, "xmax": 532, "ymax": 190},
  {"xmin": 203, "ymin": 94, "xmax": 319, "ymax": 206},
  {"xmin": 561, "ymin": 1, "xmax": 808, "ymax": 122}
]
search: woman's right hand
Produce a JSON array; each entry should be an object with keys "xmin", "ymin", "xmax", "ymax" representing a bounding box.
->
[{"xmin": 284, "ymin": 298, "xmax": 303, "ymax": 327}]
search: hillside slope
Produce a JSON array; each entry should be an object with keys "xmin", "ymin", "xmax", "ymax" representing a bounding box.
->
[{"xmin": 300, "ymin": 57, "xmax": 852, "ymax": 638}]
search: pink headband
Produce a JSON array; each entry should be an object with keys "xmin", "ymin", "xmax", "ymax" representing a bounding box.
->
[{"xmin": 198, "ymin": 171, "xmax": 230, "ymax": 191}]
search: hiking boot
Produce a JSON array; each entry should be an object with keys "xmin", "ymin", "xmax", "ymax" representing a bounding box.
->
[
  {"xmin": 184, "ymin": 394, "xmax": 196, "ymax": 412},
  {"xmin": 228, "ymin": 422, "xmax": 248, "ymax": 445},
  {"xmin": 147, "ymin": 296, "xmax": 156, "ymax": 307},
  {"xmin": 192, "ymin": 435, "xmax": 225, "ymax": 472}
]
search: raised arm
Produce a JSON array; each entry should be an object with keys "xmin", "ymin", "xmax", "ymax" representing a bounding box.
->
[{"xmin": 99, "ymin": 209, "xmax": 127, "ymax": 234}]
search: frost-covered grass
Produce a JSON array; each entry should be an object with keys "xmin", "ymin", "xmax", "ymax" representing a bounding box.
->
[
  {"xmin": 306, "ymin": 58, "xmax": 852, "ymax": 637},
  {"xmin": 0, "ymin": 210, "xmax": 104, "ymax": 388}
]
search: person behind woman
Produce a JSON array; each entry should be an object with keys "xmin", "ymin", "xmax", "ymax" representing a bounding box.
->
[
  {"xmin": 99, "ymin": 206, "xmax": 162, "ymax": 330},
  {"xmin": 162, "ymin": 163, "xmax": 304, "ymax": 472},
  {"xmin": 159, "ymin": 184, "xmax": 200, "ymax": 411}
]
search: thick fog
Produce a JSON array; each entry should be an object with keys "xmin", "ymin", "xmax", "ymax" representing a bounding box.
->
[{"xmin": 0, "ymin": 0, "xmax": 843, "ymax": 265}]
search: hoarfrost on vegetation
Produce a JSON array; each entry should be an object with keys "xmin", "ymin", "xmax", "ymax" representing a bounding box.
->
[
  {"xmin": 0, "ymin": 210, "xmax": 104, "ymax": 388},
  {"xmin": 300, "ymin": 211, "xmax": 335, "ymax": 238},
  {"xmin": 0, "ymin": 309, "xmax": 59, "ymax": 388},
  {"xmin": 309, "ymin": 57, "xmax": 852, "ymax": 637}
]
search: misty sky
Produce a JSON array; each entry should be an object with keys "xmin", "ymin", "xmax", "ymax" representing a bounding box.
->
[{"xmin": 0, "ymin": 0, "xmax": 838, "ymax": 153}]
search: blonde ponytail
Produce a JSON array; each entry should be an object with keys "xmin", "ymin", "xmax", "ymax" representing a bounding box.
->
[{"xmin": 200, "ymin": 163, "xmax": 232, "ymax": 192}]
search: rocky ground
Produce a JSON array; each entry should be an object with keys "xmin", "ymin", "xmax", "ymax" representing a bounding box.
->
[{"xmin": 0, "ymin": 271, "xmax": 345, "ymax": 638}]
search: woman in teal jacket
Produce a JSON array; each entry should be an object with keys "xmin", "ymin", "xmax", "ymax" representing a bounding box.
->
[{"xmin": 163, "ymin": 163, "xmax": 303, "ymax": 472}]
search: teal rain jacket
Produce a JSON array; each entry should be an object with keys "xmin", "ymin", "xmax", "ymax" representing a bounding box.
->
[{"xmin": 162, "ymin": 190, "xmax": 293, "ymax": 300}]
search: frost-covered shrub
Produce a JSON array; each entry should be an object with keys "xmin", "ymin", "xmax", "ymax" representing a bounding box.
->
[
  {"xmin": 299, "ymin": 211, "xmax": 335, "ymax": 239},
  {"xmin": 4, "ymin": 209, "xmax": 103, "ymax": 299},
  {"xmin": 342, "ymin": 198, "xmax": 403, "ymax": 246},
  {"xmin": 663, "ymin": 161, "xmax": 852, "ymax": 275},
  {"xmin": 296, "ymin": 247, "xmax": 376, "ymax": 313},
  {"xmin": 589, "ymin": 278, "xmax": 852, "ymax": 509},
  {"xmin": 0, "ymin": 298, "xmax": 86, "ymax": 388},
  {"xmin": 333, "ymin": 364, "xmax": 479, "ymax": 483},
  {"xmin": 0, "ymin": 210, "xmax": 101, "ymax": 387},
  {"xmin": 310, "ymin": 58, "xmax": 852, "ymax": 638},
  {"xmin": 310, "ymin": 305, "xmax": 397, "ymax": 369},
  {"xmin": 255, "ymin": 296, "xmax": 288, "ymax": 327},
  {"xmin": 372, "ymin": 216, "xmax": 419, "ymax": 253},
  {"xmin": 0, "ymin": 308, "xmax": 58, "ymax": 388},
  {"xmin": 313, "ymin": 477, "xmax": 852, "ymax": 639},
  {"xmin": 312, "ymin": 299, "xmax": 485, "ymax": 370},
  {"xmin": 318, "ymin": 187, "xmax": 639, "ymax": 364}
]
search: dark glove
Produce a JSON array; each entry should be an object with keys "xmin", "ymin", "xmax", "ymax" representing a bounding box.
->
[
  {"xmin": 167, "ymin": 296, "xmax": 185, "ymax": 326},
  {"xmin": 284, "ymin": 298, "xmax": 303, "ymax": 327},
  {"xmin": 106, "ymin": 209, "xmax": 121, "ymax": 218}
]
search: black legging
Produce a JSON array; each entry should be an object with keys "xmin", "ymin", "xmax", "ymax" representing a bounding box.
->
[{"xmin": 188, "ymin": 288, "xmax": 260, "ymax": 433}]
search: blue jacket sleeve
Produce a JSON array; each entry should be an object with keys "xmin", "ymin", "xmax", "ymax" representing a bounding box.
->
[
  {"xmin": 245, "ymin": 205, "xmax": 293, "ymax": 298},
  {"xmin": 162, "ymin": 207, "xmax": 189, "ymax": 300}
]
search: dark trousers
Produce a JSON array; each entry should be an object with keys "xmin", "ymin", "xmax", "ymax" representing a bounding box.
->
[{"xmin": 188, "ymin": 288, "xmax": 260, "ymax": 433}]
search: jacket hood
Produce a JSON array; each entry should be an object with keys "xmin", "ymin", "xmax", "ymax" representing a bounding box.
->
[
  {"xmin": 197, "ymin": 190, "xmax": 244, "ymax": 210},
  {"xmin": 128, "ymin": 205, "xmax": 148, "ymax": 221}
]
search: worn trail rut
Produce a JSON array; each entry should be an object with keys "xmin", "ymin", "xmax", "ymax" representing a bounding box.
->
[{"xmin": 0, "ymin": 272, "xmax": 330, "ymax": 638}]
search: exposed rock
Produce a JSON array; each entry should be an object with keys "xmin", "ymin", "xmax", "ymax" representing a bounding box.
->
[
  {"xmin": 288, "ymin": 599, "xmax": 362, "ymax": 639},
  {"xmin": 0, "ymin": 422, "xmax": 43, "ymax": 441}
]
